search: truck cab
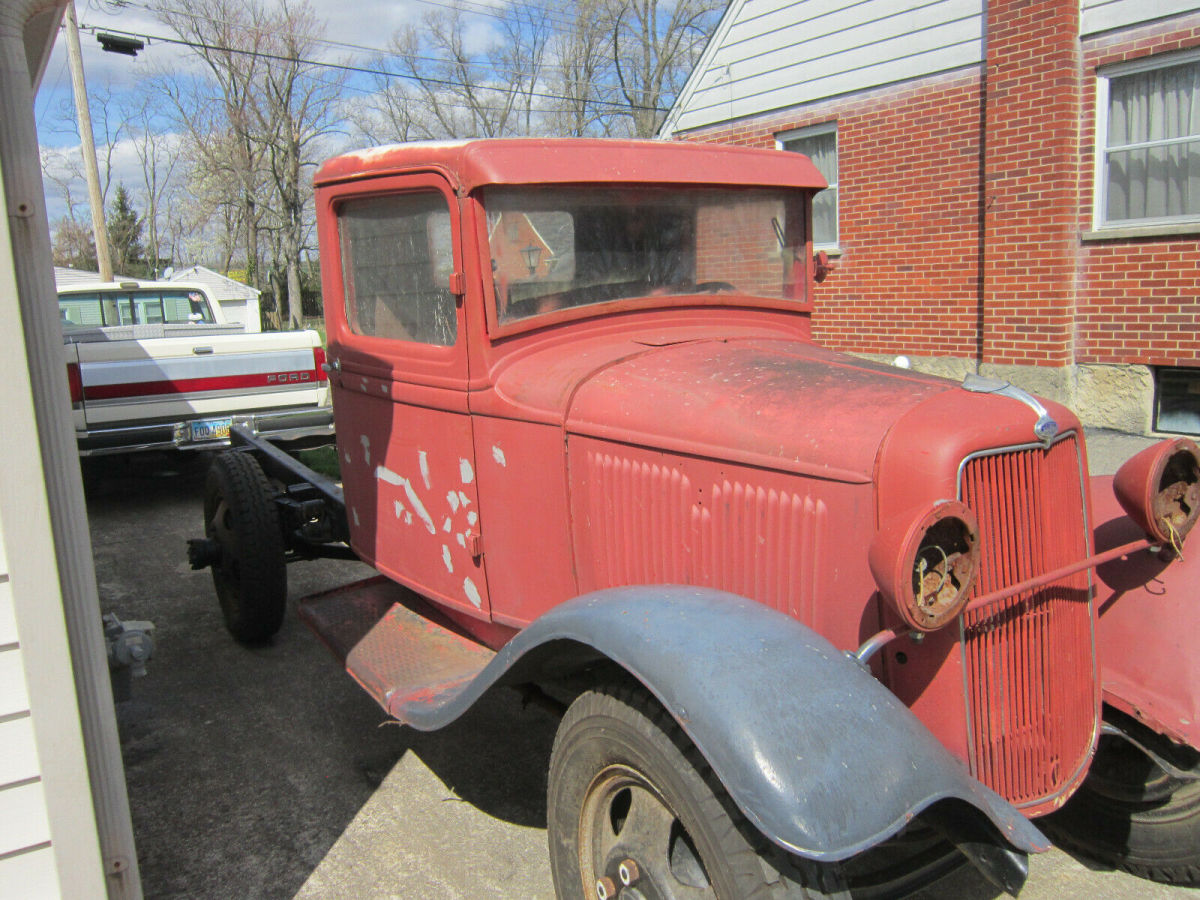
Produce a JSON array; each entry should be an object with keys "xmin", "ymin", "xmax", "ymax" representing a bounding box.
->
[{"xmin": 198, "ymin": 138, "xmax": 1200, "ymax": 898}]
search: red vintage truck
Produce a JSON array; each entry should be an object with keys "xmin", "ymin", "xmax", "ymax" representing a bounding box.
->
[{"xmin": 189, "ymin": 139, "xmax": 1200, "ymax": 897}]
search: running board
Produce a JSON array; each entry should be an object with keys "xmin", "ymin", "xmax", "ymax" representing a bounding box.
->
[{"xmin": 297, "ymin": 577, "xmax": 496, "ymax": 724}]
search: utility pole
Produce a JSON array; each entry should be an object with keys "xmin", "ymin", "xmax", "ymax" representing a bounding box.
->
[{"xmin": 63, "ymin": 0, "xmax": 113, "ymax": 281}]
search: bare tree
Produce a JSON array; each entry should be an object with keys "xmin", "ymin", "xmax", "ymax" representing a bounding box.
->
[
  {"xmin": 607, "ymin": 0, "xmax": 723, "ymax": 137},
  {"xmin": 127, "ymin": 95, "xmax": 181, "ymax": 277},
  {"xmin": 363, "ymin": 0, "xmax": 722, "ymax": 142},
  {"xmin": 546, "ymin": 0, "xmax": 615, "ymax": 136},
  {"xmin": 153, "ymin": 0, "xmax": 344, "ymax": 328},
  {"xmin": 246, "ymin": 0, "xmax": 345, "ymax": 329},
  {"xmin": 153, "ymin": 0, "xmax": 274, "ymax": 290}
]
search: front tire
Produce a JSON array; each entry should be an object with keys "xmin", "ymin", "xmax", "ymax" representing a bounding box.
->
[
  {"xmin": 1047, "ymin": 729, "xmax": 1200, "ymax": 885},
  {"xmin": 547, "ymin": 684, "xmax": 848, "ymax": 899},
  {"xmin": 204, "ymin": 450, "xmax": 287, "ymax": 643}
]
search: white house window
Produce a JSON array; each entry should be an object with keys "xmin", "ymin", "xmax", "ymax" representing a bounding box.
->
[
  {"xmin": 1098, "ymin": 53, "xmax": 1200, "ymax": 227},
  {"xmin": 778, "ymin": 124, "xmax": 838, "ymax": 247}
]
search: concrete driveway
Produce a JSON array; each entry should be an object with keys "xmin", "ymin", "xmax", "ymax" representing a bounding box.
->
[{"xmin": 81, "ymin": 438, "xmax": 1193, "ymax": 899}]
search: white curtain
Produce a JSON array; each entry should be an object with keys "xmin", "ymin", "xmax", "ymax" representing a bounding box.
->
[
  {"xmin": 785, "ymin": 131, "xmax": 838, "ymax": 244},
  {"xmin": 1107, "ymin": 61, "xmax": 1200, "ymax": 222}
]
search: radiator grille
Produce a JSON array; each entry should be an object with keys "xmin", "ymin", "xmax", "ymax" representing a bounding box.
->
[{"xmin": 958, "ymin": 435, "xmax": 1095, "ymax": 807}]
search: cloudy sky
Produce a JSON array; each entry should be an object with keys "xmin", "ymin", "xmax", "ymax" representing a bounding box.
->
[{"xmin": 34, "ymin": 0, "xmax": 475, "ymax": 223}]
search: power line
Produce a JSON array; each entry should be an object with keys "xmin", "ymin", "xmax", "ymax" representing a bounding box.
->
[
  {"xmin": 79, "ymin": 22, "xmax": 667, "ymax": 112},
  {"xmin": 115, "ymin": 0, "xmax": 625, "ymax": 89}
]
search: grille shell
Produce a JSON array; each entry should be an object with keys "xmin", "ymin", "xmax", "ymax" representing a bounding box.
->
[{"xmin": 957, "ymin": 434, "xmax": 1097, "ymax": 811}]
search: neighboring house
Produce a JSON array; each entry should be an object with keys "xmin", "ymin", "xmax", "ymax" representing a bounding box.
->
[
  {"xmin": 662, "ymin": 0, "xmax": 1200, "ymax": 436},
  {"xmin": 165, "ymin": 265, "xmax": 262, "ymax": 333},
  {"xmin": 3, "ymin": 3, "xmax": 140, "ymax": 899}
]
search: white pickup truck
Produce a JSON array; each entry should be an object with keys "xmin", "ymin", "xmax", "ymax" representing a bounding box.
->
[{"xmin": 60, "ymin": 280, "xmax": 333, "ymax": 455}]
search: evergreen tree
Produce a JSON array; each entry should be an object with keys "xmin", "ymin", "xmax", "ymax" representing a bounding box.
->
[{"xmin": 108, "ymin": 184, "xmax": 145, "ymax": 276}]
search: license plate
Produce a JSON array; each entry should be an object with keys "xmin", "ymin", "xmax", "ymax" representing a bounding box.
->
[{"xmin": 190, "ymin": 417, "xmax": 233, "ymax": 442}]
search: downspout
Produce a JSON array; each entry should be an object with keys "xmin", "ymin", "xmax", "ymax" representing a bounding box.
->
[{"xmin": 0, "ymin": 2, "xmax": 142, "ymax": 897}]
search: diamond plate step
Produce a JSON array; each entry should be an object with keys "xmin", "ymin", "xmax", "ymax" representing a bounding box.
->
[{"xmin": 298, "ymin": 576, "xmax": 495, "ymax": 723}]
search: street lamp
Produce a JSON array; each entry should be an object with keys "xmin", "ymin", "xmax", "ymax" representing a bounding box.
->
[{"xmin": 520, "ymin": 244, "xmax": 541, "ymax": 275}]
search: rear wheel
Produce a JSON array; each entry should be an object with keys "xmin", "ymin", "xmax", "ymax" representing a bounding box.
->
[
  {"xmin": 204, "ymin": 450, "xmax": 287, "ymax": 643},
  {"xmin": 1047, "ymin": 728, "xmax": 1200, "ymax": 885},
  {"xmin": 548, "ymin": 684, "xmax": 849, "ymax": 899}
]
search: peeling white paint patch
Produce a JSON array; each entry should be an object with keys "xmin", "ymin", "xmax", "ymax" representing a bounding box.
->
[
  {"xmin": 394, "ymin": 500, "xmax": 405, "ymax": 518},
  {"xmin": 352, "ymin": 507, "xmax": 360, "ymax": 527},
  {"xmin": 457, "ymin": 533, "xmax": 467, "ymax": 548},
  {"xmin": 404, "ymin": 482, "xmax": 436, "ymax": 534},
  {"xmin": 381, "ymin": 384, "xmax": 389, "ymax": 394},
  {"xmin": 442, "ymin": 545, "xmax": 454, "ymax": 573},
  {"xmin": 443, "ymin": 517, "xmax": 453, "ymax": 532},
  {"xmin": 459, "ymin": 458, "xmax": 475, "ymax": 484},
  {"xmin": 467, "ymin": 511, "xmax": 478, "ymax": 526},
  {"xmin": 360, "ymin": 435, "xmax": 371, "ymax": 465},
  {"xmin": 376, "ymin": 466, "xmax": 436, "ymax": 534},
  {"xmin": 376, "ymin": 465, "xmax": 404, "ymax": 486},
  {"xmin": 458, "ymin": 491, "xmax": 471, "ymax": 508},
  {"xmin": 492, "ymin": 445, "xmax": 507, "ymax": 467},
  {"xmin": 447, "ymin": 491, "xmax": 461, "ymax": 512},
  {"xmin": 463, "ymin": 577, "xmax": 482, "ymax": 609},
  {"xmin": 419, "ymin": 451, "xmax": 432, "ymax": 490},
  {"xmin": 344, "ymin": 451, "xmax": 351, "ymax": 465}
]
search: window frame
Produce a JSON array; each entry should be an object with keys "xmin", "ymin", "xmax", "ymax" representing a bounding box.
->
[
  {"xmin": 1093, "ymin": 48, "xmax": 1200, "ymax": 233},
  {"xmin": 777, "ymin": 122, "xmax": 838, "ymax": 250}
]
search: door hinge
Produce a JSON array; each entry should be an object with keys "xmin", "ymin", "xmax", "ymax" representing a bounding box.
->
[
  {"xmin": 449, "ymin": 271, "xmax": 465, "ymax": 295},
  {"xmin": 469, "ymin": 533, "xmax": 483, "ymax": 560}
]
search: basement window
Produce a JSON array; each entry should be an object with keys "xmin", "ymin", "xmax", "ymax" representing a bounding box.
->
[
  {"xmin": 1096, "ymin": 51, "xmax": 1200, "ymax": 230},
  {"xmin": 1154, "ymin": 367, "xmax": 1200, "ymax": 436}
]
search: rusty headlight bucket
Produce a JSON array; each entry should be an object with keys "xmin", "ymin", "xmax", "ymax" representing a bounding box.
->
[
  {"xmin": 1113, "ymin": 437, "xmax": 1200, "ymax": 551},
  {"xmin": 870, "ymin": 501, "xmax": 981, "ymax": 632}
]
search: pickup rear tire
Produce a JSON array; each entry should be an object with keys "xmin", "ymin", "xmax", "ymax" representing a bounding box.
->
[
  {"xmin": 547, "ymin": 684, "xmax": 850, "ymax": 899},
  {"xmin": 1046, "ymin": 730, "xmax": 1200, "ymax": 886},
  {"xmin": 204, "ymin": 450, "xmax": 287, "ymax": 643}
]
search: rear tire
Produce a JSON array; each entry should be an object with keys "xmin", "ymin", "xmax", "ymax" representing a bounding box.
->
[
  {"xmin": 547, "ymin": 683, "xmax": 849, "ymax": 899},
  {"xmin": 204, "ymin": 450, "xmax": 287, "ymax": 643},
  {"xmin": 1047, "ymin": 729, "xmax": 1200, "ymax": 885}
]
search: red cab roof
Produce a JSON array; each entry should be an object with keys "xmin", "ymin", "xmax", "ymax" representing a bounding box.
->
[{"xmin": 314, "ymin": 138, "xmax": 827, "ymax": 193}]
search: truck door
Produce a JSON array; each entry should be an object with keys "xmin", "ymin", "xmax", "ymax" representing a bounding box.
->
[{"xmin": 326, "ymin": 176, "xmax": 489, "ymax": 618}]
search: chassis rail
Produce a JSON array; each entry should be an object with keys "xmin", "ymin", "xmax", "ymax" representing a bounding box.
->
[{"xmin": 189, "ymin": 424, "xmax": 355, "ymax": 569}]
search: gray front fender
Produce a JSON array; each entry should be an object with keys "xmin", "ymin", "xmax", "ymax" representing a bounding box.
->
[{"xmin": 397, "ymin": 585, "xmax": 1049, "ymax": 862}]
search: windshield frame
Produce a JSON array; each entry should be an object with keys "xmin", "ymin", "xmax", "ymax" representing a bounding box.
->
[{"xmin": 474, "ymin": 183, "xmax": 815, "ymax": 340}]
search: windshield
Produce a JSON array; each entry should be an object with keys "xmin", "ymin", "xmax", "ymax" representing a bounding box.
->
[{"xmin": 482, "ymin": 185, "xmax": 809, "ymax": 325}]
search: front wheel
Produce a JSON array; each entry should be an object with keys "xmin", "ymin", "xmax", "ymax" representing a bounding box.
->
[
  {"xmin": 204, "ymin": 450, "xmax": 287, "ymax": 643},
  {"xmin": 547, "ymin": 684, "xmax": 848, "ymax": 899},
  {"xmin": 1047, "ymin": 729, "xmax": 1200, "ymax": 885}
]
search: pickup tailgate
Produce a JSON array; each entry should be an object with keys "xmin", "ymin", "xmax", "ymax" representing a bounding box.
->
[{"xmin": 71, "ymin": 329, "xmax": 328, "ymax": 430}]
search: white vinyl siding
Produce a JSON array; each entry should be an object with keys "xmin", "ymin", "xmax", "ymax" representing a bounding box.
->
[
  {"xmin": 1081, "ymin": 0, "xmax": 1200, "ymax": 37},
  {"xmin": 664, "ymin": 0, "xmax": 1200, "ymax": 137},
  {"xmin": 1094, "ymin": 50, "xmax": 1200, "ymax": 229},
  {"xmin": 663, "ymin": 0, "xmax": 984, "ymax": 135},
  {"xmin": 0, "ymin": 560, "xmax": 59, "ymax": 898}
]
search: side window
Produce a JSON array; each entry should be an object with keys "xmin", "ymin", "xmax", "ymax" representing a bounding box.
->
[
  {"xmin": 59, "ymin": 293, "xmax": 104, "ymax": 326},
  {"xmin": 778, "ymin": 124, "xmax": 838, "ymax": 248},
  {"xmin": 1098, "ymin": 54, "xmax": 1200, "ymax": 227},
  {"xmin": 339, "ymin": 193, "xmax": 457, "ymax": 346},
  {"xmin": 162, "ymin": 291, "xmax": 215, "ymax": 324}
]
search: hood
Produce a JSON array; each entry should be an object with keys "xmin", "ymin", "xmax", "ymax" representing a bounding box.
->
[{"xmin": 565, "ymin": 339, "xmax": 957, "ymax": 483}]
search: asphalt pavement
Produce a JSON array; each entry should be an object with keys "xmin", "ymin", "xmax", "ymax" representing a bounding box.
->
[{"xmin": 82, "ymin": 431, "xmax": 1193, "ymax": 899}]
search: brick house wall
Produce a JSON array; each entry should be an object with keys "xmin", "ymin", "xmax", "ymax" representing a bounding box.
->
[
  {"xmin": 1077, "ymin": 14, "xmax": 1200, "ymax": 370},
  {"xmin": 674, "ymin": 2, "xmax": 1200, "ymax": 433}
]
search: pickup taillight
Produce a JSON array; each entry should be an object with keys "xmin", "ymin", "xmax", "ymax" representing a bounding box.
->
[
  {"xmin": 313, "ymin": 346, "xmax": 329, "ymax": 383},
  {"xmin": 66, "ymin": 362, "xmax": 83, "ymax": 407}
]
